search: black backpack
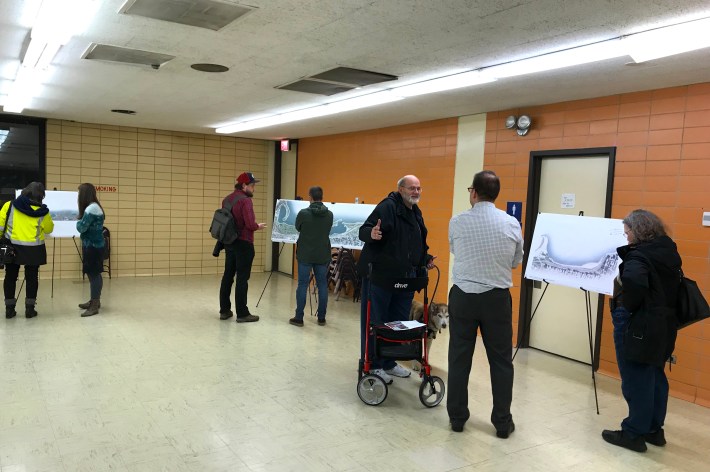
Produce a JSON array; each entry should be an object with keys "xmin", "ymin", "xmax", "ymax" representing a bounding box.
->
[{"xmin": 209, "ymin": 194, "xmax": 245, "ymax": 244}]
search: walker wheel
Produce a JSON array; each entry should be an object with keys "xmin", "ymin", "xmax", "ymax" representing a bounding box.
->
[
  {"xmin": 357, "ymin": 374, "xmax": 388, "ymax": 406},
  {"xmin": 419, "ymin": 375, "xmax": 445, "ymax": 408}
]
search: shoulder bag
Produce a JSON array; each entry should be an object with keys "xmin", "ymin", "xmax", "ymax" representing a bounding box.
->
[
  {"xmin": 676, "ymin": 270, "xmax": 710, "ymax": 329},
  {"xmin": 0, "ymin": 202, "xmax": 17, "ymax": 268}
]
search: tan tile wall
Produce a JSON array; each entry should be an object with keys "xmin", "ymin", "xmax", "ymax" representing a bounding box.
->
[{"xmin": 44, "ymin": 120, "xmax": 270, "ymax": 279}]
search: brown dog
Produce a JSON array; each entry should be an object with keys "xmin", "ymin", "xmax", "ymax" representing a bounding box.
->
[{"xmin": 409, "ymin": 300, "xmax": 449, "ymax": 371}]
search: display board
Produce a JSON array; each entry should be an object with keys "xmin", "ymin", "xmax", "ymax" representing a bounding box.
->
[
  {"xmin": 271, "ymin": 199, "xmax": 375, "ymax": 250},
  {"xmin": 524, "ymin": 213, "xmax": 627, "ymax": 295},
  {"xmin": 16, "ymin": 189, "xmax": 80, "ymax": 238}
]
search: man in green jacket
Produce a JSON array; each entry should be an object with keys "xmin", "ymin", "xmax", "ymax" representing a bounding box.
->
[{"xmin": 289, "ymin": 186, "xmax": 334, "ymax": 327}]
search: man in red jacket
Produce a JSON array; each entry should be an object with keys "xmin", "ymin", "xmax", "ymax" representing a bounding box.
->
[{"xmin": 219, "ymin": 172, "xmax": 267, "ymax": 322}]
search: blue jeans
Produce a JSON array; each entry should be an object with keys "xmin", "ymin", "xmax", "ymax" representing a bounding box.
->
[
  {"xmin": 294, "ymin": 262, "xmax": 328, "ymax": 320},
  {"xmin": 612, "ymin": 307, "xmax": 669, "ymax": 437},
  {"xmin": 87, "ymin": 272, "xmax": 103, "ymax": 299},
  {"xmin": 360, "ymin": 277, "xmax": 414, "ymax": 370}
]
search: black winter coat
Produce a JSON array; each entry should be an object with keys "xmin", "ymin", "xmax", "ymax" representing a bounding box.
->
[
  {"xmin": 617, "ymin": 235, "xmax": 682, "ymax": 362},
  {"xmin": 357, "ymin": 192, "xmax": 431, "ymax": 279}
]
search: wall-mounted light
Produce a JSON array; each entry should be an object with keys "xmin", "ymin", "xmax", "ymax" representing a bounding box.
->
[{"xmin": 505, "ymin": 114, "xmax": 532, "ymax": 136}]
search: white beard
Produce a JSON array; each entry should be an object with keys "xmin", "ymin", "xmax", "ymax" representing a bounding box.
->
[{"xmin": 404, "ymin": 195, "xmax": 420, "ymax": 206}]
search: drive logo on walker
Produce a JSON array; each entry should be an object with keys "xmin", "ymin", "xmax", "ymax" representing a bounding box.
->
[{"xmin": 394, "ymin": 283, "xmax": 408, "ymax": 288}]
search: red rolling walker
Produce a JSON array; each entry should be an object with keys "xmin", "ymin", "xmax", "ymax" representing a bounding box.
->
[{"xmin": 357, "ymin": 266, "xmax": 445, "ymax": 407}]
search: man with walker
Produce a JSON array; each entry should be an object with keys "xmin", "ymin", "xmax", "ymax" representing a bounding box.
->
[{"xmin": 358, "ymin": 175, "xmax": 435, "ymax": 383}]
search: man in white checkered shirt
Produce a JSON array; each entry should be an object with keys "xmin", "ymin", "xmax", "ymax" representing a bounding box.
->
[{"xmin": 446, "ymin": 170, "xmax": 523, "ymax": 438}]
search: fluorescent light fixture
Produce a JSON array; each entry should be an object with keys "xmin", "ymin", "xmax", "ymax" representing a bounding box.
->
[
  {"xmin": 31, "ymin": 0, "xmax": 99, "ymax": 44},
  {"xmin": 214, "ymin": 16, "xmax": 710, "ymax": 135},
  {"xmin": 4, "ymin": 0, "xmax": 99, "ymax": 114},
  {"xmin": 3, "ymin": 66, "xmax": 44, "ymax": 113},
  {"xmin": 23, "ymin": 39, "xmax": 61, "ymax": 69},
  {"xmin": 482, "ymin": 39, "xmax": 626, "ymax": 79},
  {"xmin": 393, "ymin": 70, "xmax": 496, "ymax": 97},
  {"xmin": 216, "ymin": 91, "xmax": 402, "ymax": 134},
  {"xmin": 325, "ymin": 91, "xmax": 402, "ymax": 113},
  {"xmin": 625, "ymin": 17, "xmax": 710, "ymax": 63},
  {"xmin": 23, "ymin": 38, "xmax": 47, "ymax": 67}
]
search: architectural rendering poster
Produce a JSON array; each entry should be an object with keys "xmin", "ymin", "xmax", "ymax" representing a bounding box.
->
[
  {"xmin": 18, "ymin": 190, "xmax": 80, "ymax": 238},
  {"xmin": 271, "ymin": 199, "xmax": 375, "ymax": 250},
  {"xmin": 524, "ymin": 213, "xmax": 627, "ymax": 295}
]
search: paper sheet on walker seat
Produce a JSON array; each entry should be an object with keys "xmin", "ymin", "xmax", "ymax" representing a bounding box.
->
[{"xmin": 385, "ymin": 320, "xmax": 426, "ymax": 330}]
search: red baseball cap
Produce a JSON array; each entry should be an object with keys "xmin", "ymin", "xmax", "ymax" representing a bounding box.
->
[{"xmin": 236, "ymin": 172, "xmax": 260, "ymax": 185}]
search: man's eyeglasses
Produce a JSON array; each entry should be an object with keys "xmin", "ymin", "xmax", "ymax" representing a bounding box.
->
[
  {"xmin": 467, "ymin": 187, "xmax": 475, "ymax": 192},
  {"xmin": 402, "ymin": 186, "xmax": 422, "ymax": 192}
]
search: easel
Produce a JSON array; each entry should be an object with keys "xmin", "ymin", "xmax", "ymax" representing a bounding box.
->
[
  {"xmin": 514, "ymin": 279, "xmax": 600, "ymax": 414},
  {"xmin": 255, "ymin": 242, "xmax": 287, "ymax": 308}
]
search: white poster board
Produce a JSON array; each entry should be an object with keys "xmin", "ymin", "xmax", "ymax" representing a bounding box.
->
[
  {"xmin": 17, "ymin": 189, "xmax": 80, "ymax": 238},
  {"xmin": 524, "ymin": 213, "xmax": 627, "ymax": 295},
  {"xmin": 271, "ymin": 199, "xmax": 375, "ymax": 250}
]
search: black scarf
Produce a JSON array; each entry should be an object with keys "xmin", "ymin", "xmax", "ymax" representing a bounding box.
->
[{"xmin": 12, "ymin": 195, "xmax": 49, "ymax": 217}]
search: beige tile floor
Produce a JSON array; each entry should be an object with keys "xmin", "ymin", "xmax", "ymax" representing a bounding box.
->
[{"xmin": 0, "ymin": 272, "xmax": 708, "ymax": 471}]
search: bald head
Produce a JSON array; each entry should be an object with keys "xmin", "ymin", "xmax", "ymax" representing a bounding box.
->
[{"xmin": 397, "ymin": 175, "xmax": 421, "ymax": 208}]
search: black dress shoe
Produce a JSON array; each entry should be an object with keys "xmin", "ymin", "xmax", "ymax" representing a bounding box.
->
[
  {"xmin": 602, "ymin": 429, "xmax": 647, "ymax": 452},
  {"xmin": 496, "ymin": 421, "xmax": 515, "ymax": 439},
  {"xmin": 449, "ymin": 414, "xmax": 468, "ymax": 433},
  {"xmin": 219, "ymin": 310, "xmax": 233, "ymax": 320},
  {"xmin": 644, "ymin": 429, "xmax": 666, "ymax": 446}
]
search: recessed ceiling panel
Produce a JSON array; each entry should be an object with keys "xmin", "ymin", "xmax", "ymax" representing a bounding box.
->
[
  {"xmin": 311, "ymin": 67, "xmax": 398, "ymax": 86},
  {"xmin": 83, "ymin": 44, "xmax": 175, "ymax": 68},
  {"xmin": 121, "ymin": 0, "xmax": 255, "ymax": 31},
  {"xmin": 277, "ymin": 80, "xmax": 356, "ymax": 96}
]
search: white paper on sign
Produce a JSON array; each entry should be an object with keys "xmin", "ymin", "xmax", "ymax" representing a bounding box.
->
[
  {"xmin": 561, "ymin": 193, "xmax": 576, "ymax": 208},
  {"xmin": 17, "ymin": 190, "xmax": 80, "ymax": 238},
  {"xmin": 524, "ymin": 213, "xmax": 627, "ymax": 295}
]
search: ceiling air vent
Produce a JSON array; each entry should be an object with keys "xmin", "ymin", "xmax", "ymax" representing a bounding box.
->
[
  {"xmin": 276, "ymin": 67, "xmax": 398, "ymax": 96},
  {"xmin": 120, "ymin": 0, "xmax": 255, "ymax": 31},
  {"xmin": 311, "ymin": 67, "xmax": 397, "ymax": 86},
  {"xmin": 83, "ymin": 44, "xmax": 175, "ymax": 69}
]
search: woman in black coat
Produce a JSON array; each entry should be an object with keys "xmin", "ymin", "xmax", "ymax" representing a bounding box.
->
[{"xmin": 602, "ymin": 209, "xmax": 681, "ymax": 452}]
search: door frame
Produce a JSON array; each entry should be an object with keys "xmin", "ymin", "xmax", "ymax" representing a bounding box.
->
[{"xmin": 517, "ymin": 147, "xmax": 616, "ymax": 369}]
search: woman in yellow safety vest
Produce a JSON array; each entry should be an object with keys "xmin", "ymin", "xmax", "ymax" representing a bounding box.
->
[{"xmin": 0, "ymin": 182, "xmax": 54, "ymax": 318}]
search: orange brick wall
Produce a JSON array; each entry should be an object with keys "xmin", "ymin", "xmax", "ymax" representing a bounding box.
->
[
  {"xmin": 485, "ymin": 83, "xmax": 710, "ymax": 406},
  {"xmin": 297, "ymin": 119, "xmax": 458, "ymax": 299}
]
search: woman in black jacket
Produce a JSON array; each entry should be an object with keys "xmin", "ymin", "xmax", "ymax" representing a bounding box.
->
[{"xmin": 602, "ymin": 209, "xmax": 681, "ymax": 452}]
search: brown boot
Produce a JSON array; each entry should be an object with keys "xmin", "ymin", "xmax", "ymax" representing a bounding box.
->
[
  {"xmin": 81, "ymin": 299, "xmax": 100, "ymax": 317},
  {"xmin": 78, "ymin": 300, "xmax": 101, "ymax": 309}
]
